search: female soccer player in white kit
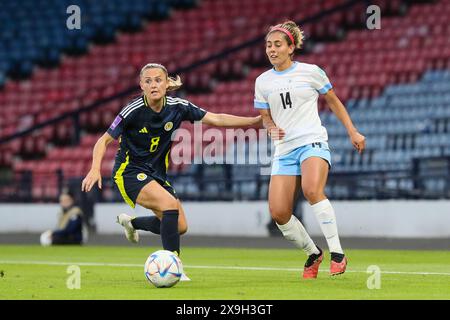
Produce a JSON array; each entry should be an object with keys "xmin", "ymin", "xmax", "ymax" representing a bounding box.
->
[{"xmin": 255, "ymin": 21, "xmax": 366, "ymax": 278}]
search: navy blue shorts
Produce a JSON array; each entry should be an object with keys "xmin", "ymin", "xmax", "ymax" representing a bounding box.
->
[{"xmin": 112, "ymin": 160, "xmax": 177, "ymax": 208}]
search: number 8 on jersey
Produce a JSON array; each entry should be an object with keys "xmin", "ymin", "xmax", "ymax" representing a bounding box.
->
[{"xmin": 149, "ymin": 136, "xmax": 160, "ymax": 153}]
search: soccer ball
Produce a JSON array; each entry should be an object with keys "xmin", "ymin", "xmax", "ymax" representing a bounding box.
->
[{"xmin": 144, "ymin": 250, "xmax": 183, "ymax": 288}]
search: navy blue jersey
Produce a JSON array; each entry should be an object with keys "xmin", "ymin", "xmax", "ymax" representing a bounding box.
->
[{"xmin": 107, "ymin": 95, "xmax": 206, "ymax": 180}]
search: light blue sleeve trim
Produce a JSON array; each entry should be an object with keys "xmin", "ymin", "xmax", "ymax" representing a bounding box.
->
[
  {"xmin": 254, "ymin": 101, "xmax": 270, "ymax": 109},
  {"xmin": 318, "ymin": 83, "xmax": 333, "ymax": 94}
]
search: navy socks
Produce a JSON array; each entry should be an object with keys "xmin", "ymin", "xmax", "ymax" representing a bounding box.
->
[
  {"xmin": 160, "ymin": 210, "xmax": 180, "ymax": 256},
  {"xmin": 131, "ymin": 216, "xmax": 161, "ymax": 234},
  {"xmin": 131, "ymin": 211, "xmax": 180, "ymax": 255}
]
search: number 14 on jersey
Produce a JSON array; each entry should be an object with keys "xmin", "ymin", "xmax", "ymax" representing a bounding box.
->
[{"xmin": 280, "ymin": 92, "xmax": 293, "ymax": 109}]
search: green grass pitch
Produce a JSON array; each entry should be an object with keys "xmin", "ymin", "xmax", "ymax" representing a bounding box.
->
[{"xmin": 0, "ymin": 245, "xmax": 449, "ymax": 300}]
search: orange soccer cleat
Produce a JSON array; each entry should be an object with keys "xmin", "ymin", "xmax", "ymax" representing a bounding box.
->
[
  {"xmin": 303, "ymin": 247, "xmax": 323, "ymax": 279},
  {"xmin": 330, "ymin": 254, "xmax": 347, "ymax": 276}
]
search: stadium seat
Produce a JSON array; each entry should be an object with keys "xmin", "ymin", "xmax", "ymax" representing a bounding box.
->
[{"xmin": 2, "ymin": 0, "xmax": 450, "ymax": 201}]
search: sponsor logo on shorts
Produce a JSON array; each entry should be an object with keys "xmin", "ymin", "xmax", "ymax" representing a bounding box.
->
[
  {"xmin": 164, "ymin": 122, "xmax": 173, "ymax": 131},
  {"xmin": 137, "ymin": 173, "xmax": 147, "ymax": 181}
]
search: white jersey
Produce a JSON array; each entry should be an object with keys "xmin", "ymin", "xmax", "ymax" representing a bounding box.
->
[{"xmin": 254, "ymin": 61, "xmax": 332, "ymax": 157}]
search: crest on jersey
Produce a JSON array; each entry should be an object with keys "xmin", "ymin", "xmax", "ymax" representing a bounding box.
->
[
  {"xmin": 164, "ymin": 122, "xmax": 173, "ymax": 131},
  {"xmin": 137, "ymin": 173, "xmax": 147, "ymax": 181}
]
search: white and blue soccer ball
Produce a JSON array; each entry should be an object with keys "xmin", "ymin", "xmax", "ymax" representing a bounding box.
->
[{"xmin": 144, "ymin": 250, "xmax": 183, "ymax": 288}]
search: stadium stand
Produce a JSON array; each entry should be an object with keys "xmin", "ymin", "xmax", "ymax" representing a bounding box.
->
[
  {"xmin": 0, "ymin": 0, "xmax": 356, "ymax": 200},
  {"xmin": 0, "ymin": 0, "xmax": 449, "ymax": 203}
]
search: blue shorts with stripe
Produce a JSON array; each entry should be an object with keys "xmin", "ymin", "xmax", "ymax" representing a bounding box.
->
[
  {"xmin": 271, "ymin": 142, "xmax": 332, "ymax": 176},
  {"xmin": 112, "ymin": 160, "xmax": 177, "ymax": 208}
]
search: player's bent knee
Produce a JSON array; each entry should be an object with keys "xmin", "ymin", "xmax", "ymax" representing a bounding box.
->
[
  {"xmin": 303, "ymin": 188, "xmax": 323, "ymax": 203},
  {"xmin": 269, "ymin": 206, "xmax": 291, "ymax": 225},
  {"xmin": 154, "ymin": 196, "xmax": 178, "ymax": 212}
]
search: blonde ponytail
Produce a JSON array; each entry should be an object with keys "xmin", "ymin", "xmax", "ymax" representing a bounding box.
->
[{"xmin": 167, "ymin": 75, "xmax": 183, "ymax": 91}]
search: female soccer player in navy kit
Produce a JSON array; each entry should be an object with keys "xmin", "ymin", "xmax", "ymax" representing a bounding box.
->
[
  {"xmin": 255, "ymin": 21, "xmax": 366, "ymax": 278},
  {"xmin": 82, "ymin": 63, "xmax": 261, "ymax": 280}
]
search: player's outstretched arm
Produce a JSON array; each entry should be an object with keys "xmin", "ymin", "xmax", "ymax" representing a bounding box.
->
[
  {"xmin": 201, "ymin": 112, "xmax": 262, "ymax": 128},
  {"xmin": 324, "ymin": 89, "xmax": 366, "ymax": 154},
  {"xmin": 81, "ymin": 132, "xmax": 115, "ymax": 192}
]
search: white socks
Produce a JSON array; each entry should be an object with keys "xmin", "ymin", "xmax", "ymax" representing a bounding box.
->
[
  {"xmin": 311, "ymin": 199, "xmax": 343, "ymax": 254},
  {"xmin": 276, "ymin": 199, "xmax": 344, "ymax": 256},
  {"xmin": 276, "ymin": 215, "xmax": 319, "ymax": 256}
]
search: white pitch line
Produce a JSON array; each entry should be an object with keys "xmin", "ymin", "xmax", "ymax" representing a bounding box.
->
[
  {"xmin": 0, "ymin": 260, "xmax": 141, "ymax": 267},
  {"xmin": 0, "ymin": 260, "xmax": 449, "ymax": 276}
]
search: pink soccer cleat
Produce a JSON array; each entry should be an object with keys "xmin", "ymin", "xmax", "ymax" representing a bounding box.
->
[
  {"xmin": 330, "ymin": 255, "xmax": 347, "ymax": 276},
  {"xmin": 303, "ymin": 248, "xmax": 323, "ymax": 279}
]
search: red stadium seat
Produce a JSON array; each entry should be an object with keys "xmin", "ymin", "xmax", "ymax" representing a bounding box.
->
[{"xmin": 4, "ymin": 0, "xmax": 450, "ymax": 198}]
